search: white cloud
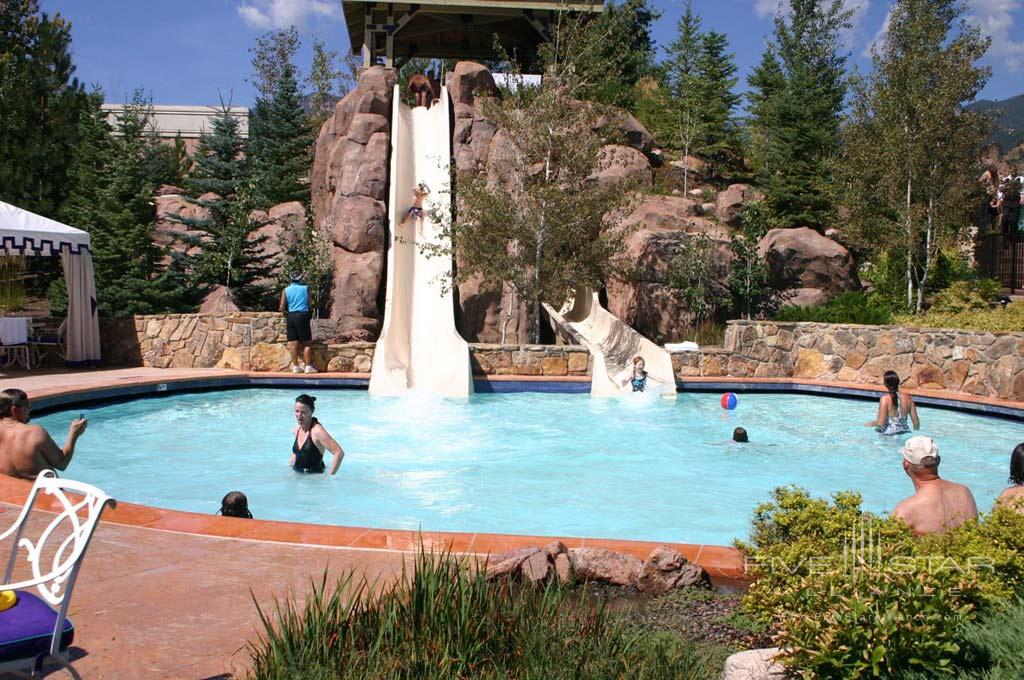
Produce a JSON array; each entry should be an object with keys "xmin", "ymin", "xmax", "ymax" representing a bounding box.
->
[
  {"xmin": 862, "ymin": 7, "xmax": 892, "ymax": 58},
  {"xmin": 967, "ymin": 0, "xmax": 1024, "ymax": 72},
  {"xmin": 237, "ymin": 0, "xmax": 341, "ymax": 30},
  {"xmin": 754, "ymin": 0, "xmax": 872, "ymax": 47}
]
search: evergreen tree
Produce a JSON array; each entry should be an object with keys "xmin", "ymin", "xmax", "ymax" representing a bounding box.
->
[
  {"xmin": 694, "ymin": 30, "xmax": 740, "ymax": 176},
  {"xmin": 250, "ymin": 63, "xmax": 313, "ymax": 206},
  {"xmin": 746, "ymin": 47, "xmax": 785, "ymax": 174},
  {"xmin": 760, "ymin": 0, "xmax": 852, "ymax": 230},
  {"xmin": 573, "ymin": 0, "xmax": 659, "ymax": 111},
  {"xmin": 62, "ymin": 91, "xmax": 187, "ymax": 315},
  {"xmin": 0, "ymin": 0, "xmax": 87, "ymax": 216},
  {"xmin": 172, "ymin": 107, "xmax": 276, "ymax": 309},
  {"xmin": 843, "ymin": 0, "xmax": 991, "ymax": 312}
]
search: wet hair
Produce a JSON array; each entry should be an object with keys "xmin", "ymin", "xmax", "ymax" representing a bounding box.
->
[
  {"xmin": 633, "ymin": 356, "xmax": 644, "ymax": 365},
  {"xmin": 219, "ymin": 491, "xmax": 252, "ymax": 519},
  {"xmin": 883, "ymin": 371, "xmax": 901, "ymax": 407},
  {"xmin": 295, "ymin": 394, "xmax": 317, "ymax": 412},
  {"xmin": 733, "ymin": 427, "xmax": 748, "ymax": 443},
  {"xmin": 0, "ymin": 389, "xmax": 28, "ymax": 418},
  {"xmin": 415, "ymin": 182, "xmax": 430, "ymax": 195},
  {"xmin": 1010, "ymin": 443, "xmax": 1024, "ymax": 486}
]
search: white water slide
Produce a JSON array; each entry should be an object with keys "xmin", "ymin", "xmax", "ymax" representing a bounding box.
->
[
  {"xmin": 545, "ymin": 290, "xmax": 676, "ymax": 398},
  {"xmin": 369, "ymin": 85, "xmax": 473, "ymax": 397}
]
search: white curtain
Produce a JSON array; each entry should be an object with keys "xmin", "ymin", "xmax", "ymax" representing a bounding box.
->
[{"xmin": 61, "ymin": 250, "xmax": 101, "ymax": 364}]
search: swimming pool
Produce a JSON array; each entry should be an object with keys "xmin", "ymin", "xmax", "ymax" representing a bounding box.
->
[{"xmin": 36, "ymin": 388, "xmax": 1021, "ymax": 546}]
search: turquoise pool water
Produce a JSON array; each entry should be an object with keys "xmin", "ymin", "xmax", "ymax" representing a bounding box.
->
[{"xmin": 36, "ymin": 389, "xmax": 1022, "ymax": 545}]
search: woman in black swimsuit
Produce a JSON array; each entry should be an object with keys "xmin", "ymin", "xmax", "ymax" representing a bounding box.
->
[{"xmin": 290, "ymin": 394, "xmax": 345, "ymax": 475}]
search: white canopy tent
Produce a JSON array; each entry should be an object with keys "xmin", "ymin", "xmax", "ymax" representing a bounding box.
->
[{"xmin": 0, "ymin": 200, "xmax": 100, "ymax": 365}]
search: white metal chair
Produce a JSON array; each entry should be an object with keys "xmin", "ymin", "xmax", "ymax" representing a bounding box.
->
[
  {"xmin": 28, "ymin": 319, "xmax": 66, "ymax": 366},
  {"xmin": 0, "ymin": 471, "xmax": 116, "ymax": 678}
]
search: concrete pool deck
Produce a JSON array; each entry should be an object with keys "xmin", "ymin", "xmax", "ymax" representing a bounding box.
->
[{"xmin": 0, "ymin": 366, "xmax": 1021, "ymax": 677}]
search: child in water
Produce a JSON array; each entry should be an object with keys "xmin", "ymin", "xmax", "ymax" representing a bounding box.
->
[
  {"xmin": 401, "ymin": 182, "xmax": 431, "ymax": 239},
  {"xmin": 631, "ymin": 356, "xmax": 648, "ymax": 392}
]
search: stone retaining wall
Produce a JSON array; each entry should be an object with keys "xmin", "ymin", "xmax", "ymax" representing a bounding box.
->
[
  {"xmin": 100, "ymin": 314, "xmax": 592, "ymax": 377},
  {"xmin": 671, "ymin": 320, "xmax": 1024, "ymax": 402},
  {"xmin": 99, "ymin": 314, "xmax": 1024, "ymax": 401}
]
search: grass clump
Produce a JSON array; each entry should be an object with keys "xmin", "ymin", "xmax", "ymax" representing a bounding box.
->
[{"xmin": 247, "ymin": 549, "xmax": 726, "ymax": 679}]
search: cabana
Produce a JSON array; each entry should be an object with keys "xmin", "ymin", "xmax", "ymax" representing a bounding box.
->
[{"xmin": 0, "ymin": 200, "xmax": 100, "ymax": 365}]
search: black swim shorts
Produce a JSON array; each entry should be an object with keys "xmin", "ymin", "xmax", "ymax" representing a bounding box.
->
[{"xmin": 286, "ymin": 311, "xmax": 312, "ymax": 342}]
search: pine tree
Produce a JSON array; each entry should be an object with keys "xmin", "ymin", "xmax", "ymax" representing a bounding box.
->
[
  {"xmin": 694, "ymin": 30, "xmax": 740, "ymax": 176},
  {"xmin": 843, "ymin": 0, "xmax": 991, "ymax": 312},
  {"xmin": 573, "ymin": 0, "xmax": 659, "ymax": 111},
  {"xmin": 0, "ymin": 0, "xmax": 87, "ymax": 217},
  {"xmin": 172, "ymin": 107, "xmax": 276, "ymax": 309},
  {"xmin": 760, "ymin": 0, "xmax": 851, "ymax": 230},
  {"xmin": 746, "ymin": 47, "xmax": 785, "ymax": 174},
  {"xmin": 62, "ymin": 92, "xmax": 187, "ymax": 315},
  {"xmin": 250, "ymin": 63, "xmax": 313, "ymax": 206}
]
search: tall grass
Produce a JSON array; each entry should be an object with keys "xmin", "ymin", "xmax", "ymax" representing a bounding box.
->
[{"xmin": 247, "ymin": 549, "xmax": 727, "ymax": 679}]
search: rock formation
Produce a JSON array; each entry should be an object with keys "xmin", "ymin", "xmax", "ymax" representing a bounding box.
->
[
  {"xmin": 311, "ymin": 66, "xmax": 396, "ymax": 341},
  {"xmin": 758, "ymin": 227, "xmax": 861, "ymax": 306},
  {"xmin": 606, "ymin": 195, "xmax": 731, "ymax": 343}
]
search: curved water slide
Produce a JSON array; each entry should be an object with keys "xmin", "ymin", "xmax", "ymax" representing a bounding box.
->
[
  {"xmin": 545, "ymin": 290, "xmax": 676, "ymax": 398},
  {"xmin": 369, "ymin": 85, "xmax": 473, "ymax": 397}
]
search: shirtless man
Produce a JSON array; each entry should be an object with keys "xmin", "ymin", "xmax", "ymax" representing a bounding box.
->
[
  {"xmin": 408, "ymin": 72, "xmax": 433, "ymax": 108},
  {"xmin": 892, "ymin": 436, "xmax": 978, "ymax": 535},
  {"xmin": 0, "ymin": 388, "xmax": 88, "ymax": 479}
]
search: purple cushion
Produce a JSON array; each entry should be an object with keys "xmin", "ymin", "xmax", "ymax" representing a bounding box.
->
[{"xmin": 0, "ymin": 591, "xmax": 74, "ymax": 662}]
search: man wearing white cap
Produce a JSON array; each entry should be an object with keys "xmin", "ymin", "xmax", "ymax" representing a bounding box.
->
[{"xmin": 892, "ymin": 436, "xmax": 978, "ymax": 535}]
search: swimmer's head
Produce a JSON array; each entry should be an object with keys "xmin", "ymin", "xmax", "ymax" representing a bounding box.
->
[
  {"xmin": 733, "ymin": 427, "xmax": 748, "ymax": 443},
  {"xmin": 633, "ymin": 356, "xmax": 645, "ymax": 369},
  {"xmin": 883, "ymin": 370, "xmax": 901, "ymax": 393},
  {"xmin": 219, "ymin": 491, "xmax": 252, "ymax": 519},
  {"xmin": 0, "ymin": 388, "xmax": 29, "ymax": 422},
  {"xmin": 1010, "ymin": 442, "xmax": 1024, "ymax": 486},
  {"xmin": 414, "ymin": 182, "xmax": 430, "ymax": 196},
  {"xmin": 295, "ymin": 394, "xmax": 316, "ymax": 427}
]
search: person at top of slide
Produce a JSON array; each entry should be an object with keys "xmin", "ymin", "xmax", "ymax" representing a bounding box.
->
[
  {"xmin": 866, "ymin": 370, "xmax": 919, "ymax": 435},
  {"xmin": 408, "ymin": 72, "xmax": 434, "ymax": 108},
  {"xmin": 290, "ymin": 394, "xmax": 345, "ymax": 475},
  {"xmin": 631, "ymin": 356, "xmax": 648, "ymax": 392},
  {"xmin": 401, "ymin": 183, "xmax": 431, "ymax": 238},
  {"xmin": 280, "ymin": 272, "xmax": 316, "ymax": 374}
]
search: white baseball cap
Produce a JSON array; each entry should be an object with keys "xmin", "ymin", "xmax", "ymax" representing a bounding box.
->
[{"xmin": 901, "ymin": 436, "xmax": 940, "ymax": 465}]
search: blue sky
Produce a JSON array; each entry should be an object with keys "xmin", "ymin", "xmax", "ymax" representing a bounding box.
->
[{"xmin": 43, "ymin": 0, "xmax": 1023, "ymax": 108}]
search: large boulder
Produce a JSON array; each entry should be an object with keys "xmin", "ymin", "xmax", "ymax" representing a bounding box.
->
[
  {"xmin": 312, "ymin": 66, "xmax": 398, "ymax": 339},
  {"xmin": 715, "ymin": 183, "xmax": 760, "ymax": 226},
  {"xmin": 636, "ymin": 546, "xmax": 710, "ymax": 594},
  {"xmin": 606, "ymin": 195, "xmax": 731, "ymax": 343},
  {"xmin": 593, "ymin": 110, "xmax": 654, "ymax": 154},
  {"xmin": 758, "ymin": 227, "xmax": 861, "ymax": 305},
  {"xmin": 569, "ymin": 547, "xmax": 642, "ymax": 586},
  {"xmin": 197, "ymin": 285, "xmax": 239, "ymax": 314},
  {"xmin": 254, "ymin": 201, "xmax": 306, "ymax": 272},
  {"xmin": 588, "ymin": 144, "xmax": 653, "ymax": 188}
]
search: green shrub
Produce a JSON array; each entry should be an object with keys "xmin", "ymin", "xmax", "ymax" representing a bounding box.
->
[
  {"xmin": 927, "ymin": 279, "xmax": 1001, "ymax": 315},
  {"xmin": 893, "ymin": 301, "xmax": 1024, "ymax": 332},
  {"xmin": 773, "ymin": 292, "xmax": 895, "ymax": 325},
  {"xmin": 248, "ymin": 548, "xmax": 726, "ymax": 680},
  {"xmin": 958, "ymin": 599, "xmax": 1024, "ymax": 678},
  {"xmin": 737, "ymin": 487, "xmax": 1024, "ymax": 678}
]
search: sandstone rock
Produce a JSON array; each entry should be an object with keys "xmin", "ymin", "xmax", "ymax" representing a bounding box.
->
[
  {"xmin": 720, "ymin": 648, "xmax": 785, "ymax": 680},
  {"xmin": 486, "ymin": 547, "xmax": 541, "ymax": 580},
  {"xmin": 216, "ymin": 346, "xmax": 244, "ymax": 370},
  {"xmin": 593, "ymin": 110, "xmax": 653, "ymax": 153},
  {"xmin": 636, "ymin": 546, "xmax": 710, "ymax": 594},
  {"xmin": 716, "ymin": 183, "xmax": 758, "ymax": 226},
  {"xmin": 758, "ymin": 228, "xmax": 860, "ymax": 302},
  {"xmin": 346, "ymin": 112, "xmax": 389, "ymax": 145},
  {"xmin": 544, "ymin": 541, "xmax": 568, "ymax": 558},
  {"xmin": 588, "ymin": 144, "xmax": 652, "ymax": 187},
  {"xmin": 554, "ymin": 553, "xmax": 574, "ymax": 584},
  {"xmin": 157, "ymin": 184, "xmax": 183, "ymax": 196},
  {"xmin": 249, "ymin": 342, "xmax": 291, "ymax": 372},
  {"xmin": 521, "ymin": 551, "xmax": 551, "ymax": 584},
  {"xmin": 569, "ymin": 547, "xmax": 642, "ymax": 586},
  {"xmin": 329, "ymin": 196, "xmax": 386, "ymax": 254},
  {"xmin": 669, "ymin": 155, "xmax": 707, "ymax": 176},
  {"xmin": 255, "ymin": 201, "xmax": 306, "ymax": 271},
  {"xmin": 448, "ymin": 61, "xmax": 497, "ymax": 106},
  {"xmin": 793, "ymin": 348, "xmax": 828, "ymax": 379},
  {"xmin": 912, "ymin": 364, "xmax": 946, "ymax": 390},
  {"xmin": 198, "ymin": 286, "xmax": 240, "ymax": 314}
]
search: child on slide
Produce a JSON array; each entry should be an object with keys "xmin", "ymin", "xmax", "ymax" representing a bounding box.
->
[
  {"xmin": 401, "ymin": 182, "xmax": 431, "ymax": 239},
  {"xmin": 631, "ymin": 356, "xmax": 648, "ymax": 392}
]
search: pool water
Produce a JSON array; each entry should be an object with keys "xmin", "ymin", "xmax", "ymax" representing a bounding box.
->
[{"xmin": 36, "ymin": 389, "xmax": 1022, "ymax": 546}]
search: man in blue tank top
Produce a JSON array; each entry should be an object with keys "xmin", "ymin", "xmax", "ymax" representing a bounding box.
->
[{"xmin": 279, "ymin": 272, "xmax": 315, "ymax": 373}]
